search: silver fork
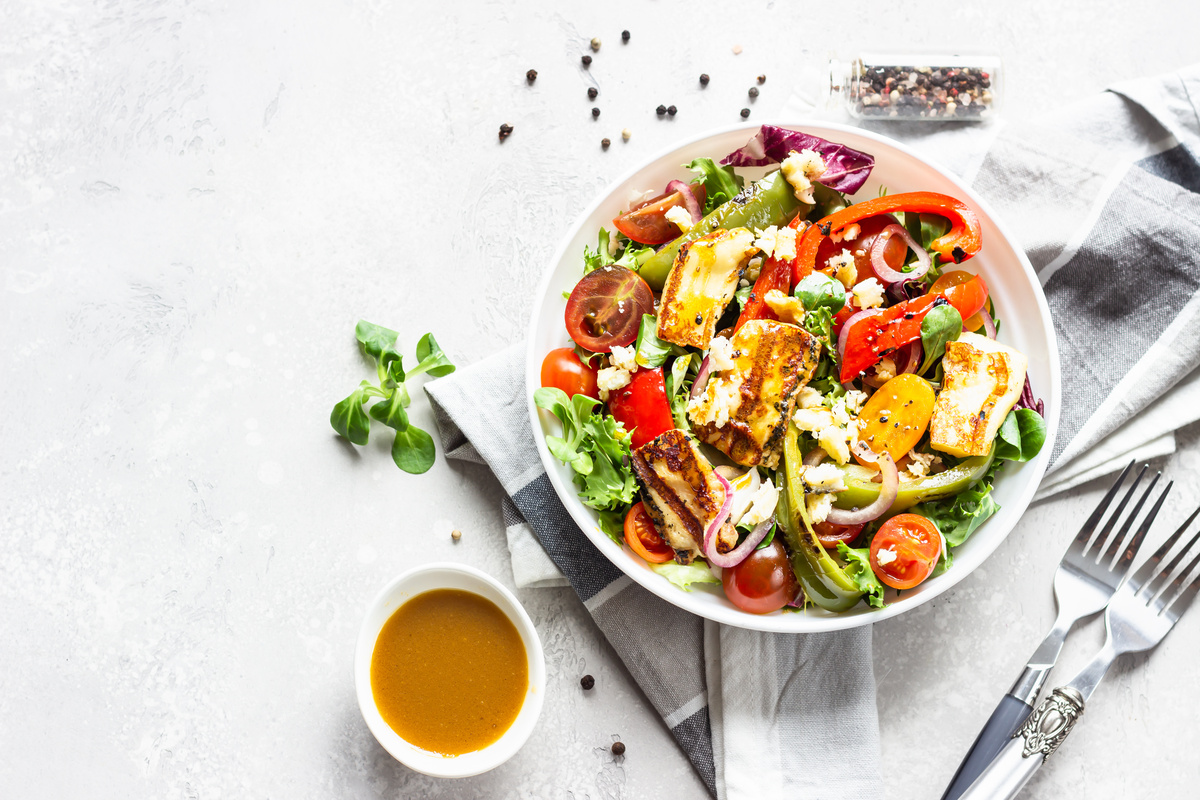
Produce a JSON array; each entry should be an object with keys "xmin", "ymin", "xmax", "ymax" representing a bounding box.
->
[
  {"xmin": 960, "ymin": 499, "xmax": 1200, "ymax": 799},
  {"xmin": 942, "ymin": 463, "xmax": 1162, "ymax": 800}
]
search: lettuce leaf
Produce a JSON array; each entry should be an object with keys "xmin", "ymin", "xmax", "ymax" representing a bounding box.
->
[
  {"xmin": 721, "ymin": 124, "xmax": 875, "ymax": 195},
  {"xmin": 685, "ymin": 158, "xmax": 744, "ymax": 215},
  {"xmin": 910, "ymin": 461, "xmax": 1003, "ymax": 548},
  {"xmin": 836, "ymin": 543, "xmax": 887, "ymax": 608},
  {"xmin": 650, "ymin": 561, "xmax": 721, "ymax": 591},
  {"xmin": 533, "ymin": 387, "xmax": 639, "ymax": 512}
]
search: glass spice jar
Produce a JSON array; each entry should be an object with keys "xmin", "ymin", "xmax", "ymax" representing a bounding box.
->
[{"xmin": 828, "ymin": 53, "xmax": 1003, "ymax": 122}]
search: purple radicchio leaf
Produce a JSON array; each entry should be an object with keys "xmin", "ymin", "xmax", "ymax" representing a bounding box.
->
[
  {"xmin": 1015, "ymin": 373, "xmax": 1045, "ymax": 416},
  {"xmin": 720, "ymin": 124, "xmax": 876, "ymax": 195}
]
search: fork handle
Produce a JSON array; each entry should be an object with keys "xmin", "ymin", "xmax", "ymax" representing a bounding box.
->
[{"xmin": 940, "ymin": 694, "xmax": 1034, "ymax": 800}]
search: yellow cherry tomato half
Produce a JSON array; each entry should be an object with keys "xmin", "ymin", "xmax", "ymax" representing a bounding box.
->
[
  {"xmin": 927, "ymin": 269, "xmax": 992, "ymax": 332},
  {"xmin": 855, "ymin": 374, "xmax": 937, "ymax": 463}
]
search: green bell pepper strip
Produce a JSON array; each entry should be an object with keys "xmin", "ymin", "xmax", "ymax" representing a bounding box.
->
[
  {"xmin": 638, "ymin": 170, "xmax": 806, "ymax": 291},
  {"xmin": 778, "ymin": 423, "xmax": 864, "ymax": 612},
  {"xmin": 832, "ymin": 447, "xmax": 996, "ymax": 513}
]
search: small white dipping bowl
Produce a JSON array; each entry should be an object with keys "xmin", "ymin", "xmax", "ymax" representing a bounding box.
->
[{"xmin": 354, "ymin": 562, "xmax": 546, "ymax": 778}]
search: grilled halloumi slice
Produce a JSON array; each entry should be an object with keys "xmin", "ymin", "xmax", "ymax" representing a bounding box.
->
[
  {"xmin": 630, "ymin": 429, "xmax": 738, "ymax": 564},
  {"xmin": 656, "ymin": 227, "xmax": 757, "ymax": 348},
  {"xmin": 688, "ymin": 319, "xmax": 821, "ymax": 468},
  {"xmin": 929, "ymin": 332, "xmax": 1028, "ymax": 457}
]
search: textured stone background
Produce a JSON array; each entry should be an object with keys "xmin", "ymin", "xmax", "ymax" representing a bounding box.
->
[{"xmin": 3, "ymin": 1, "xmax": 1199, "ymax": 798}]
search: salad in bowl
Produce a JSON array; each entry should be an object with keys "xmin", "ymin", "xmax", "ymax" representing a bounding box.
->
[{"xmin": 532, "ymin": 124, "xmax": 1052, "ymax": 620}]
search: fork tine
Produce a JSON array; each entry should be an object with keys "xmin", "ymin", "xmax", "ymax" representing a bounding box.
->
[
  {"xmin": 1109, "ymin": 479, "xmax": 1171, "ymax": 573},
  {"xmin": 1146, "ymin": 525, "xmax": 1200, "ymax": 601},
  {"xmin": 1072, "ymin": 461, "xmax": 1137, "ymax": 554},
  {"xmin": 1100, "ymin": 470, "xmax": 1159, "ymax": 565},
  {"xmin": 1157, "ymin": 545, "xmax": 1200, "ymax": 618},
  {"xmin": 1130, "ymin": 505, "xmax": 1200, "ymax": 594}
]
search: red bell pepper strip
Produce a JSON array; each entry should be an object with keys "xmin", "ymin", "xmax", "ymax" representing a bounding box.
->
[
  {"xmin": 840, "ymin": 294, "xmax": 947, "ymax": 382},
  {"xmin": 607, "ymin": 367, "xmax": 675, "ymax": 449},
  {"xmin": 795, "ymin": 192, "xmax": 983, "ymax": 286},
  {"xmin": 734, "ymin": 217, "xmax": 812, "ymax": 332}
]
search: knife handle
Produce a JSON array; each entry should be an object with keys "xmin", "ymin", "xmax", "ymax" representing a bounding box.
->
[{"xmin": 940, "ymin": 693, "xmax": 1034, "ymax": 800}]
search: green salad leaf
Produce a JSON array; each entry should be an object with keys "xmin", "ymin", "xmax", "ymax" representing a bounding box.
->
[
  {"xmin": 734, "ymin": 283, "xmax": 753, "ymax": 313},
  {"xmin": 918, "ymin": 304, "xmax": 963, "ymax": 375},
  {"xmin": 330, "ymin": 382, "xmax": 376, "ymax": 446},
  {"xmin": 664, "ymin": 354, "xmax": 695, "ymax": 431},
  {"xmin": 410, "ymin": 333, "xmax": 457, "ymax": 378},
  {"xmin": 533, "ymin": 387, "xmax": 639, "ymax": 511},
  {"xmin": 836, "ymin": 543, "xmax": 887, "ymax": 608},
  {"xmin": 584, "ymin": 228, "xmax": 615, "ymax": 273},
  {"xmin": 650, "ymin": 561, "xmax": 721, "ymax": 591},
  {"xmin": 634, "ymin": 314, "xmax": 683, "ymax": 368},
  {"xmin": 911, "ymin": 461, "xmax": 1003, "ymax": 547},
  {"xmin": 685, "ymin": 158, "xmax": 744, "ymax": 214},
  {"xmin": 794, "ymin": 272, "xmax": 846, "ymax": 313},
  {"xmin": 995, "ymin": 409, "xmax": 1048, "ymax": 462},
  {"xmin": 597, "ymin": 509, "xmax": 627, "ymax": 546},
  {"xmin": 392, "ymin": 426, "xmax": 436, "ymax": 474}
]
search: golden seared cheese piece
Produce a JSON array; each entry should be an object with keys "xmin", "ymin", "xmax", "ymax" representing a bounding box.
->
[
  {"xmin": 929, "ymin": 331, "xmax": 1029, "ymax": 458},
  {"xmin": 689, "ymin": 320, "xmax": 822, "ymax": 469},
  {"xmin": 656, "ymin": 227, "xmax": 757, "ymax": 348},
  {"xmin": 630, "ymin": 429, "xmax": 738, "ymax": 564}
]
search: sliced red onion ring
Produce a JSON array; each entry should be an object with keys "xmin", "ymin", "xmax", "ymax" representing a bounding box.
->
[
  {"xmin": 706, "ymin": 519, "xmax": 773, "ymax": 569},
  {"xmin": 824, "ymin": 442, "xmax": 899, "ymax": 526},
  {"xmin": 837, "ymin": 307, "xmax": 886, "ymax": 365},
  {"xmin": 978, "ymin": 307, "xmax": 997, "ymax": 339},
  {"xmin": 666, "ymin": 180, "xmax": 703, "ymax": 223},
  {"xmin": 870, "ymin": 224, "xmax": 931, "ymax": 284},
  {"xmin": 703, "ymin": 470, "xmax": 751, "ymax": 568},
  {"xmin": 690, "ymin": 355, "xmax": 712, "ymax": 400},
  {"xmin": 900, "ymin": 341, "xmax": 922, "ymax": 375},
  {"xmin": 803, "ymin": 448, "xmax": 827, "ymax": 468}
]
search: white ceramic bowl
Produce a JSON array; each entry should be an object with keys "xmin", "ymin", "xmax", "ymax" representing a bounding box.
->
[
  {"xmin": 354, "ymin": 563, "xmax": 546, "ymax": 777},
  {"xmin": 526, "ymin": 121, "xmax": 1061, "ymax": 633}
]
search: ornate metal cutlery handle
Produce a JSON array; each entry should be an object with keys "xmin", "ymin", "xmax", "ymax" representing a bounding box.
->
[{"xmin": 1017, "ymin": 687, "xmax": 1085, "ymax": 760}]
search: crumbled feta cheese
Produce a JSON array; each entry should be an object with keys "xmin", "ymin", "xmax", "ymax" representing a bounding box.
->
[
  {"xmin": 830, "ymin": 398, "xmax": 852, "ymax": 427},
  {"xmin": 745, "ymin": 256, "xmax": 763, "ymax": 282},
  {"xmin": 774, "ymin": 226, "xmax": 798, "ymax": 261},
  {"xmin": 626, "ymin": 187, "xmax": 656, "ymax": 210},
  {"xmin": 764, "ymin": 289, "xmax": 806, "ymax": 325},
  {"xmin": 608, "ymin": 234, "xmax": 623, "ymax": 257},
  {"xmin": 753, "ymin": 225, "xmax": 779, "ymax": 258},
  {"xmin": 780, "ymin": 149, "xmax": 826, "ymax": 204},
  {"xmin": 905, "ymin": 450, "xmax": 937, "ymax": 480},
  {"xmin": 818, "ymin": 425, "xmax": 851, "ymax": 464},
  {"xmin": 798, "ymin": 386, "xmax": 824, "ymax": 409},
  {"xmin": 876, "ymin": 547, "xmax": 898, "ymax": 565},
  {"xmin": 739, "ymin": 278, "xmax": 750, "ymax": 287},
  {"xmin": 689, "ymin": 376, "xmax": 741, "ymax": 428},
  {"xmin": 596, "ymin": 366, "xmax": 631, "ymax": 400},
  {"xmin": 609, "ymin": 344, "xmax": 637, "ymax": 372},
  {"xmin": 846, "ymin": 418, "xmax": 864, "ymax": 448},
  {"xmin": 827, "ymin": 249, "xmax": 857, "ymax": 288},
  {"xmin": 665, "ymin": 204, "xmax": 694, "ymax": 233},
  {"xmin": 843, "ymin": 223, "xmax": 861, "ymax": 242},
  {"xmin": 875, "ymin": 356, "xmax": 897, "ymax": 382},
  {"xmin": 793, "ymin": 407, "xmax": 836, "ymax": 433},
  {"xmin": 807, "ymin": 492, "xmax": 834, "ymax": 524},
  {"xmin": 802, "ymin": 462, "xmax": 846, "ymax": 493},
  {"xmin": 739, "ymin": 479, "xmax": 780, "ymax": 527},
  {"xmin": 852, "ymin": 277, "xmax": 886, "ymax": 309},
  {"xmin": 707, "ymin": 335, "xmax": 736, "ymax": 373}
]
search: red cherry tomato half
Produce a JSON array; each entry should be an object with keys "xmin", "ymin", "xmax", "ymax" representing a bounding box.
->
[
  {"xmin": 612, "ymin": 185, "xmax": 708, "ymax": 245},
  {"xmin": 722, "ymin": 538, "xmax": 800, "ymax": 614},
  {"xmin": 564, "ymin": 266, "xmax": 655, "ymax": 353},
  {"xmin": 606, "ymin": 367, "xmax": 675, "ymax": 449},
  {"xmin": 815, "ymin": 214, "xmax": 906, "ymax": 284},
  {"xmin": 940, "ymin": 274, "xmax": 989, "ymax": 321},
  {"xmin": 624, "ymin": 502, "xmax": 674, "ymax": 563},
  {"xmin": 813, "ymin": 520, "xmax": 864, "ymax": 549},
  {"xmin": 869, "ymin": 513, "xmax": 942, "ymax": 590},
  {"xmin": 540, "ymin": 347, "xmax": 599, "ymax": 399}
]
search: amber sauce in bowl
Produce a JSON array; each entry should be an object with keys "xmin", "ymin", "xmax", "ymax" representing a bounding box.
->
[
  {"xmin": 355, "ymin": 563, "xmax": 546, "ymax": 777},
  {"xmin": 370, "ymin": 589, "xmax": 528, "ymax": 755}
]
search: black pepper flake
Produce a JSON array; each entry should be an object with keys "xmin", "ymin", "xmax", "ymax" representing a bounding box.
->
[
  {"xmin": 622, "ymin": 29, "xmax": 630, "ymax": 42},
  {"xmin": 952, "ymin": 245, "xmax": 967, "ymax": 263},
  {"xmin": 601, "ymin": 137, "xmax": 610, "ymax": 149},
  {"xmin": 526, "ymin": 69, "xmax": 538, "ymax": 83},
  {"xmin": 699, "ymin": 73, "xmax": 710, "ymax": 86},
  {"xmin": 932, "ymin": 295, "xmax": 949, "ymax": 307},
  {"xmin": 757, "ymin": 74, "xmax": 766, "ymax": 84},
  {"xmin": 695, "ymin": 313, "xmax": 703, "ymax": 325},
  {"xmin": 818, "ymin": 222, "xmax": 832, "ymax": 235},
  {"xmin": 740, "ymin": 107, "xmax": 750, "ymax": 118},
  {"xmin": 498, "ymin": 122, "xmax": 514, "ymax": 141},
  {"xmin": 592, "ymin": 107, "xmax": 600, "ymax": 118},
  {"xmin": 612, "ymin": 741, "xmax": 626, "ymax": 756},
  {"xmin": 588, "ymin": 87, "xmax": 598, "ymax": 99},
  {"xmin": 581, "ymin": 674, "xmax": 595, "ymax": 690},
  {"xmin": 894, "ymin": 422, "xmax": 900, "ymax": 428},
  {"xmin": 667, "ymin": 105, "xmax": 677, "ymax": 116},
  {"xmin": 581, "ymin": 54, "xmax": 592, "ymax": 67},
  {"xmin": 656, "ymin": 104, "xmax": 667, "ymax": 116},
  {"xmin": 748, "ymin": 86, "xmax": 759, "ymax": 98}
]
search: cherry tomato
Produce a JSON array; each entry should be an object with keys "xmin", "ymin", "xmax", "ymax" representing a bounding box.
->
[
  {"xmin": 624, "ymin": 502, "xmax": 674, "ymax": 563},
  {"xmin": 814, "ymin": 520, "xmax": 865, "ymax": 549},
  {"xmin": 564, "ymin": 266, "xmax": 655, "ymax": 353},
  {"xmin": 611, "ymin": 184, "xmax": 708, "ymax": 245},
  {"xmin": 722, "ymin": 538, "xmax": 800, "ymax": 614},
  {"xmin": 855, "ymin": 374, "xmax": 937, "ymax": 462},
  {"xmin": 932, "ymin": 272, "xmax": 989, "ymax": 322},
  {"xmin": 928, "ymin": 270, "xmax": 991, "ymax": 330},
  {"xmin": 869, "ymin": 513, "xmax": 941, "ymax": 590},
  {"xmin": 606, "ymin": 367, "xmax": 675, "ymax": 449},
  {"xmin": 540, "ymin": 347, "xmax": 599, "ymax": 399},
  {"xmin": 815, "ymin": 214, "xmax": 906, "ymax": 286}
]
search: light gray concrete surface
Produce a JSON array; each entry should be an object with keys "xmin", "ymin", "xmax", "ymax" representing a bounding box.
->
[{"xmin": 3, "ymin": 1, "xmax": 1199, "ymax": 798}]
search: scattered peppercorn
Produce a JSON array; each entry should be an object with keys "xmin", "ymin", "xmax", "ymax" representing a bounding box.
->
[
  {"xmin": 621, "ymin": 128, "xmax": 631, "ymax": 140},
  {"xmin": 731, "ymin": 44, "xmax": 743, "ymax": 55},
  {"xmin": 582, "ymin": 54, "xmax": 592, "ymax": 67},
  {"xmin": 699, "ymin": 73, "xmax": 710, "ymax": 86},
  {"xmin": 592, "ymin": 107, "xmax": 600, "ymax": 118},
  {"xmin": 740, "ymin": 107, "xmax": 750, "ymax": 118},
  {"xmin": 451, "ymin": 529, "xmax": 463, "ymax": 541},
  {"xmin": 581, "ymin": 675, "xmax": 595, "ymax": 690},
  {"xmin": 656, "ymin": 104, "xmax": 667, "ymax": 116},
  {"xmin": 588, "ymin": 87, "xmax": 598, "ymax": 99},
  {"xmin": 667, "ymin": 105, "xmax": 677, "ymax": 116},
  {"xmin": 612, "ymin": 742, "xmax": 626, "ymax": 756},
  {"xmin": 601, "ymin": 137, "xmax": 610, "ymax": 149},
  {"xmin": 590, "ymin": 37, "xmax": 601, "ymax": 51},
  {"xmin": 757, "ymin": 74, "xmax": 767, "ymax": 84},
  {"xmin": 621, "ymin": 29, "xmax": 630, "ymax": 43},
  {"xmin": 526, "ymin": 69, "xmax": 537, "ymax": 83},
  {"xmin": 748, "ymin": 86, "xmax": 759, "ymax": 98},
  {"xmin": 498, "ymin": 123, "xmax": 513, "ymax": 141}
]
